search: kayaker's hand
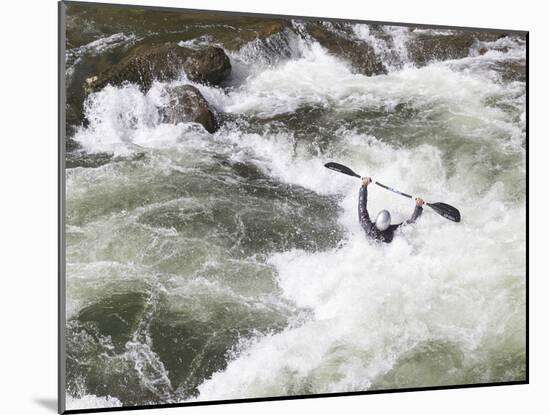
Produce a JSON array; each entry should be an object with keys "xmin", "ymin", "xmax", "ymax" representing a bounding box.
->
[
  {"xmin": 415, "ymin": 197, "xmax": 425, "ymax": 206},
  {"xmin": 362, "ymin": 177, "xmax": 372, "ymax": 186}
]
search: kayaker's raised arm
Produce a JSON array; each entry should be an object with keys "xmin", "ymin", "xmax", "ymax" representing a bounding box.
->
[
  {"xmin": 358, "ymin": 177, "xmax": 373, "ymax": 227},
  {"xmin": 405, "ymin": 197, "xmax": 425, "ymax": 225}
]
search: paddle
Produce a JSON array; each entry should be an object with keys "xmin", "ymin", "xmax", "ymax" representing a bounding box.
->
[{"xmin": 324, "ymin": 162, "xmax": 461, "ymax": 223}]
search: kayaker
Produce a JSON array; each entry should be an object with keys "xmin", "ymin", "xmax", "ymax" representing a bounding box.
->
[{"xmin": 359, "ymin": 176, "xmax": 424, "ymax": 243}]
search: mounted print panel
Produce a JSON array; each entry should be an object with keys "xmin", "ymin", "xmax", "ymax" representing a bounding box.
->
[{"xmin": 59, "ymin": 1, "xmax": 528, "ymax": 413}]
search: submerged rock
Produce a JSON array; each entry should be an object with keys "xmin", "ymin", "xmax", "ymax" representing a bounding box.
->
[
  {"xmin": 162, "ymin": 85, "xmax": 219, "ymax": 133},
  {"xmin": 84, "ymin": 44, "xmax": 231, "ymax": 93},
  {"xmin": 407, "ymin": 31, "xmax": 506, "ymax": 66},
  {"xmin": 306, "ymin": 22, "xmax": 387, "ymax": 76},
  {"xmin": 66, "ymin": 151, "xmax": 146, "ymax": 169}
]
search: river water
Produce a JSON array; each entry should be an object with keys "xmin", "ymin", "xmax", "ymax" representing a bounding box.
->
[{"xmin": 63, "ymin": 6, "xmax": 526, "ymax": 410}]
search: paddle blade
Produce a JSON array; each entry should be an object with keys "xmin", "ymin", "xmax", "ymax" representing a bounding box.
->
[
  {"xmin": 428, "ymin": 202, "xmax": 461, "ymax": 223},
  {"xmin": 324, "ymin": 162, "xmax": 361, "ymax": 178}
]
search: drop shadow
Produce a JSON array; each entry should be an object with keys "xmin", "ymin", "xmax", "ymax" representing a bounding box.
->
[{"xmin": 34, "ymin": 398, "xmax": 58, "ymax": 413}]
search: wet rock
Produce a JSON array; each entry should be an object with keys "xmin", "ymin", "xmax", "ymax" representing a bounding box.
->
[
  {"xmin": 256, "ymin": 21, "xmax": 286, "ymax": 39},
  {"xmin": 66, "ymin": 151, "xmax": 146, "ymax": 169},
  {"xmin": 84, "ymin": 44, "xmax": 231, "ymax": 93},
  {"xmin": 407, "ymin": 31, "xmax": 505, "ymax": 66},
  {"xmin": 182, "ymin": 46, "xmax": 232, "ymax": 85},
  {"xmin": 478, "ymin": 47, "xmax": 489, "ymax": 56},
  {"xmin": 306, "ymin": 22, "xmax": 387, "ymax": 76},
  {"xmin": 162, "ymin": 85, "xmax": 219, "ymax": 133},
  {"xmin": 498, "ymin": 61, "xmax": 526, "ymax": 83},
  {"xmin": 65, "ymin": 152, "xmax": 113, "ymax": 169}
]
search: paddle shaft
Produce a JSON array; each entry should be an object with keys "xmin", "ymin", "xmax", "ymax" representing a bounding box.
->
[
  {"xmin": 367, "ymin": 178, "xmax": 444, "ymax": 211},
  {"xmin": 340, "ymin": 168, "xmax": 415, "ymax": 200},
  {"xmin": 323, "ymin": 162, "xmax": 460, "ymax": 222},
  {"xmin": 375, "ymin": 178, "xmax": 459, "ymax": 220},
  {"xmin": 375, "ymin": 181, "xmax": 443, "ymax": 212},
  {"xmin": 373, "ymin": 181, "xmax": 413, "ymax": 199},
  {"xmin": 324, "ymin": 163, "xmax": 415, "ymax": 199}
]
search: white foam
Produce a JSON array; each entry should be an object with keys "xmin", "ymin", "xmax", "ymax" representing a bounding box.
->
[
  {"xmin": 196, "ymin": 188, "xmax": 525, "ymax": 398},
  {"xmin": 216, "ymin": 43, "xmax": 521, "ymax": 129},
  {"xmin": 352, "ymin": 24, "xmax": 412, "ymax": 70},
  {"xmin": 74, "ymin": 39, "xmax": 524, "ymax": 158},
  {"xmin": 73, "ymin": 82, "xmax": 212, "ymax": 155},
  {"xmin": 178, "ymin": 35, "xmax": 215, "ymax": 49},
  {"xmin": 192, "ymin": 112, "xmax": 525, "ymax": 398},
  {"xmin": 66, "ymin": 394, "xmax": 122, "ymax": 410}
]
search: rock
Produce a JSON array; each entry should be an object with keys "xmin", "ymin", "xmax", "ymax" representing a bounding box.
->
[
  {"xmin": 498, "ymin": 61, "xmax": 526, "ymax": 83},
  {"xmin": 306, "ymin": 22, "xmax": 387, "ymax": 76},
  {"xmin": 259, "ymin": 21, "xmax": 286, "ymax": 38},
  {"xmin": 66, "ymin": 151, "xmax": 146, "ymax": 169},
  {"xmin": 66, "ymin": 151, "xmax": 114, "ymax": 169},
  {"xmin": 407, "ymin": 31, "xmax": 506, "ymax": 66},
  {"xmin": 84, "ymin": 44, "xmax": 231, "ymax": 94},
  {"xmin": 182, "ymin": 47, "xmax": 232, "ymax": 85},
  {"xmin": 162, "ymin": 85, "xmax": 219, "ymax": 133}
]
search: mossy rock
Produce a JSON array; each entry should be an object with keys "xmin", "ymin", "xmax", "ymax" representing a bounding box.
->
[
  {"xmin": 407, "ymin": 31, "xmax": 506, "ymax": 66},
  {"xmin": 84, "ymin": 44, "xmax": 231, "ymax": 93}
]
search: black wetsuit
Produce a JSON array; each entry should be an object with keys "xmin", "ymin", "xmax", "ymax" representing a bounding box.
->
[{"xmin": 358, "ymin": 185, "xmax": 423, "ymax": 243}]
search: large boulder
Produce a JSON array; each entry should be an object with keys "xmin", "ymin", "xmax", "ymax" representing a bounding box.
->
[
  {"xmin": 162, "ymin": 85, "xmax": 219, "ymax": 133},
  {"xmin": 306, "ymin": 22, "xmax": 387, "ymax": 76},
  {"xmin": 182, "ymin": 47, "xmax": 232, "ymax": 85},
  {"xmin": 407, "ymin": 31, "xmax": 506, "ymax": 66},
  {"xmin": 84, "ymin": 44, "xmax": 231, "ymax": 93}
]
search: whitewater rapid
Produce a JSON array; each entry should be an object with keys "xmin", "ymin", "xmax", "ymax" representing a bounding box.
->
[{"xmin": 65, "ymin": 18, "xmax": 526, "ymax": 409}]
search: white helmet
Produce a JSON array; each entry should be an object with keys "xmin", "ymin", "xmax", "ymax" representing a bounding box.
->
[{"xmin": 375, "ymin": 210, "xmax": 391, "ymax": 231}]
